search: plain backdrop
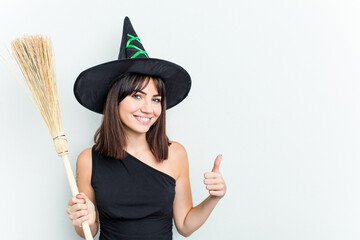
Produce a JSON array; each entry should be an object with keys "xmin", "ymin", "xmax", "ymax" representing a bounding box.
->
[{"xmin": 1, "ymin": 0, "xmax": 360, "ymax": 239}]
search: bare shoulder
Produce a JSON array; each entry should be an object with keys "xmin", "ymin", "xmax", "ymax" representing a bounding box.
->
[
  {"xmin": 168, "ymin": 141, "xmax": 189, "ymax": 179},
  {"xmin": 169, "ymin": 141, "xmax": 188, "ymax": 159},
  {"xmin": 76, "ymin": 147, "xmax": 93, "ymax": 181}
]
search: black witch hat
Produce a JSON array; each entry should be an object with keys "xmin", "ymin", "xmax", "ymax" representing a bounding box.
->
[{"xmin": 74, "ymin": 16, "xmax": 191, "ymax": 114}]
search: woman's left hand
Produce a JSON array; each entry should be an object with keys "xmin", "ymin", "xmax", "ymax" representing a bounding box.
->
[{"xmin": 203, "ymin": 154, "xmax": 226, "ymax": 198}]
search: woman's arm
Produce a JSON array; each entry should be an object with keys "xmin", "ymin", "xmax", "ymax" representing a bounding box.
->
[
  {"xmin": 74, "ymin": 148, "xmax": 100, "ymax": 238},
  {"xmin": 172, "ymin": 143, "xmax": 226, "ymax": 237}
]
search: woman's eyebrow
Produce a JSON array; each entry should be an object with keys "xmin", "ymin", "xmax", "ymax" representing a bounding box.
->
[{"xmin": 134, "ymin": 90, "xmax": 161, "ymax": 97}]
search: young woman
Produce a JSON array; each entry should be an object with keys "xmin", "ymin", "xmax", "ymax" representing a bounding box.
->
[{"xmin": 66, "ymin": 17, "xmax": 226, "ymax": 240}]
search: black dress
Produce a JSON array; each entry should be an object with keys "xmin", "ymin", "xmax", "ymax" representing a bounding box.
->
[{"xmin": 91, "ymin": 146, "xmax": 176, "ymax": 240}]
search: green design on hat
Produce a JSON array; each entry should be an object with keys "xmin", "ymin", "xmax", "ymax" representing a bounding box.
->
[{"xmin": 126, "ymin": 34, "xmax": 149, "ymax": 58}]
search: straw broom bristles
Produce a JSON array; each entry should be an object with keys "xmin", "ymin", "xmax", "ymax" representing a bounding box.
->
[
  {"xmin": 10, "ymin": 35, "xmax": 93, "ymax": 240},
  {"xmin": 10, "ymin": 35, "xmax": 67, "ymax": 155}
]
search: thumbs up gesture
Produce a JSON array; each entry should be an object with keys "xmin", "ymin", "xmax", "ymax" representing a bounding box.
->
[{"xmin": 203, "ymin": 154, "xmax": 226, "ymax": 198}]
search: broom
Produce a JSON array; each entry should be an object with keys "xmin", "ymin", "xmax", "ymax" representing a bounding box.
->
[{"xmin": 10, "ymin": 35, "xmax": 93, "ymax": 240}]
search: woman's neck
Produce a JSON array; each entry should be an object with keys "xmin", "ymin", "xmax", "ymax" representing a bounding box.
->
[{"xmin": 124, "ymin": 131, "xmax": 149, "ymax": 154}]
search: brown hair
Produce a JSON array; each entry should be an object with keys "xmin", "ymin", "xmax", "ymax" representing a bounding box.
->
[{"xmin": 93, "ymin": 73, "xmax": 170, "ymax": 162}]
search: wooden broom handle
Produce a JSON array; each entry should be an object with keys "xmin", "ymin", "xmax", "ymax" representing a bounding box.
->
[{"xmin": 61, "ymin": 154, "xmax": 94, "ymax": 240}]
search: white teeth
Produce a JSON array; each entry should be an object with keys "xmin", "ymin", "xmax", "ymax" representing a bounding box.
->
[{"xmin": 136, "ymin": 116, "xmax": 150, "ymax": 121}]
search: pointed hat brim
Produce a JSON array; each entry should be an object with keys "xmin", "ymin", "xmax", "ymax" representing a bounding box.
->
[{"xmin": 74, "ymin": 57, "xmax": 191, "ymax": 114}]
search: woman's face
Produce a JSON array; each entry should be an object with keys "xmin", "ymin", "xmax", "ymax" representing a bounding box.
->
[{"xmin": 119, "ymin": 78, "xmax": 162, "ymax": 135}]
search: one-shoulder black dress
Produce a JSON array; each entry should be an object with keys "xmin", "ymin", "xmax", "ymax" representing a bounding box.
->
[{"xmin": 91, "ymin": 146, "xmax": 176, "ymax": 240}]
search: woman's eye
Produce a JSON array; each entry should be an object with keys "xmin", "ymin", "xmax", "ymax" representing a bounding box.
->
[
  {"xmin": 132, "ymin": 94, "xmax": 141, "ymax": 99},
  {"xmin": 153, "ymin": 98, "xmax": 161, "ymax": 103}
]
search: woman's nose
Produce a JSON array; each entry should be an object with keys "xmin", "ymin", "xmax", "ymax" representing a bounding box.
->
[{"xmin": 141, "ymin": 98, "xmax": 153, "ymax": 113}]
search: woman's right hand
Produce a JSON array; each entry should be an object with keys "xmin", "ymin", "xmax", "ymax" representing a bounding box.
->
[{"xmin": 66, "ymin": 192, "xmax": 96, "ymax": 228}]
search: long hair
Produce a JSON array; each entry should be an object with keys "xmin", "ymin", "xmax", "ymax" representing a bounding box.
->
[{"xmin": 93, "ymin": 73, "xmax": 170, "ymax": 162}]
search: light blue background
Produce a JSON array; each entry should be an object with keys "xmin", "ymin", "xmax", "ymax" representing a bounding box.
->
[{"xmin": 1, "ymin": 0, "xmax": 360, "ymax": 239}]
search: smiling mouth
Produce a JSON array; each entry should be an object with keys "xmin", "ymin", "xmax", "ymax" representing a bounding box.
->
[{"xmin": 134, "ymin": 115, "xmax": 152, "ymax": 124}]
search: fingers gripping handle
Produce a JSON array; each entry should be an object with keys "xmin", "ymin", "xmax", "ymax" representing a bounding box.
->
[{"xmin": 61, "ymin": 154, "xmax": 94, "ymax": 240}]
